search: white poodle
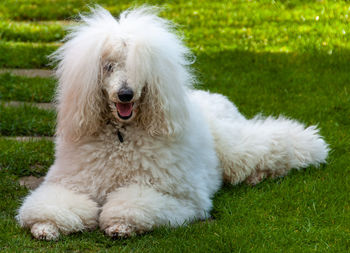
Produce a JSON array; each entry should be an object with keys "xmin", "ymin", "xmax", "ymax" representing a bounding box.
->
[{"xmin": 16, "ymin": 6, "xmax": 329, "ymax": 240}]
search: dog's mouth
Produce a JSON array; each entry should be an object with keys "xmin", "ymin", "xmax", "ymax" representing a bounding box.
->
[{"xmin": 116, "ymin": 102, "xmax": 133, "ymax": 120}]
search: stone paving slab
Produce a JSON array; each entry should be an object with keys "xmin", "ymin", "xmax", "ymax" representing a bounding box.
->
[
  {"xmin": 3, "ymin": 136, "xmax": 55, "ymax": 141},
  {"xmin": 2, "ymin": 101, "xmax": 55, "ymax": 110},
  {"xmin": 19, "ymin": 176, "xmax": 44, "ymax": 190},
  {"xmin": 0, "ymin": 69, "xmax": 54, "ymax": 78}
]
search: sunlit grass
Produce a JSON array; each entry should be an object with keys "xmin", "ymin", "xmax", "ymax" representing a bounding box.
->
[
  {"xmin": 0, "ymin": 0, "xmax": 349, "ymax": 67},
  {"xmin": 0, "ymin": 20, "xmax": 65, "ymax": 42}
]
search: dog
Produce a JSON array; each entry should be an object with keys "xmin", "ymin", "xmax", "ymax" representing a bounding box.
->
[{"xmin": 16, "ymin": 6, "xmax": 329, "ymax": 240}]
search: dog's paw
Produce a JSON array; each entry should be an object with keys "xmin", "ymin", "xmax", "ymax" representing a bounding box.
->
[
  {"xmin": 245, "ymin": 169, "xmax": 268, "ymax": 186},
  {"xmin": 104, "ymin": 223, "xmax": 138, "ymax": 238},
  {"xmin": 31, "ymin": 222, "xmax": 60, "ymax": 241}
]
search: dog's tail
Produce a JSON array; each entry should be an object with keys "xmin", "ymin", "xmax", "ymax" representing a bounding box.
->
[{"xmin": 213, "ymin": 116, "xmax": 329, "ymax": 185}]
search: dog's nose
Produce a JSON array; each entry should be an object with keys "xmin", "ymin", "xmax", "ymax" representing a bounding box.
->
[{"xmin": 118, "ymin": 87, "xmax": 134, "ymax": 102}]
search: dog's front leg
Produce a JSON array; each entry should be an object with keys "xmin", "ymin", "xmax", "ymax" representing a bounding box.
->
[
  {"xmin": 16, "ymin": 183, "xmax": 99, "ymax": 240},
  {"xmin": 100, "ymin": 184, "xmax": 204, "ymax": 238}
]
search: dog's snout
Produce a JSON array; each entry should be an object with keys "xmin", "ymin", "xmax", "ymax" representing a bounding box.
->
[{"xmin": 118, "ymin": 87, "xmax": 134, "ymax": 102}]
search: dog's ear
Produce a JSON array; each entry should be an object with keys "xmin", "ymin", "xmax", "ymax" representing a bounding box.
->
[
  {"xmin": 126, "ymin": 22, "xmax": 195, "ymax": 137},
  {"xmin": 51, "ymin": 8, "xmax": 113, "ymax": 142}
]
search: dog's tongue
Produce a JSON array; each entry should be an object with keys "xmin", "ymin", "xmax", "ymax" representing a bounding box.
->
[{"xmin": 116, "ymin": 103, "xmax": 133, "ymax": 117}]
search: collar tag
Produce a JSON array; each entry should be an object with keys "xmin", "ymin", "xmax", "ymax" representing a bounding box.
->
[{"xmin": 117, "ymin": 130, "xmax": 124, "ymax": 143}]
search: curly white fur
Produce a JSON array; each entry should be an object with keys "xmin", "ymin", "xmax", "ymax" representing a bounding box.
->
[{"xmin": 16, "ymin": 6, "xmax": 329, "ymax": 240}]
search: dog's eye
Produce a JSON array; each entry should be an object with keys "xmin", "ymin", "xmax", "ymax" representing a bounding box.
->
[{"xmin": 104, "ymin": 63, "xmax": 114, "ymax": 73}]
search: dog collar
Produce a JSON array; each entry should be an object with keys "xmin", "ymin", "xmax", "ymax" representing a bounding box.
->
[{"xmin": 106, "ymin": 120, "xmax": 125, "ymax": 143}]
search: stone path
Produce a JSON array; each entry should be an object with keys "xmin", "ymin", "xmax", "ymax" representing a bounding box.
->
[
  {"xmin": 3, "ymin": 101, "xmax": 55, "ymax": 110},
  {"xmin": 19, "ymin": 176, "xmax": 44, "ymax": 190},
  {"xmin": 4, "ymin": 136, "xmax": 55, "ymax": 141},
  {"xmin": 0, "ymin": 68, "xmax": 53, "ymax": 78},
  {"xmin": 1, "ymin": 69, "xmax": 56, "ymax": 110},
  {"xmin": 1, "ymin": 69, "xmax": 55, "ymax": 141},
  {"xmin": 1, "ymin": 69, "xmax": 54, "ymax": 188}
]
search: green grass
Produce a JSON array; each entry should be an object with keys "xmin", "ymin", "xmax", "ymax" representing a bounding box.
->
[
  {"xmin": 0, "ymin": 104, "xmax": 55, "ymax": 136},
  {"xmin": 0, "ymin": 0, "xmax": 349, "ymax": 68},
  {"xmin": 0, "ymin": 0, "xmax": 349, "ymax": 252},
  {"xmin": 0, "ymin": 41, "xmax": 58, "ymax": 68},
  {"xmin": 0, "ymin": 20, "xmax": 65, "ymax": 42},
  {"xmin": 0, "ymin": 139, "xmax": 54, "ymax": 177},
  {"xmin": 195, "ymin": 50, "xmax": 350, "ymax": 124},
  {"xmin": 0, "ymin": 0, "xmax": 131, "ymax": 20},
  {"xmin": 0, "ymin": 73, "xmax": 56, "ymax": 102}
]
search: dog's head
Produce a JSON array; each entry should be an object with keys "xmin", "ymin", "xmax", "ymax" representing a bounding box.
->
[{"xmin": 52, "ymin": 6, "xmax": 194, "ymax": 142}]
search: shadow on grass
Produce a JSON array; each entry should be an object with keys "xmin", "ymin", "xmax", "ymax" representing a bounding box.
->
[
  {"xmin": 195, "ymin": 49, "xmax": 350, "ymax": 123},
  {"xmin": 2, "ymin": 49, "xmax": 349, "ymax": 138}
]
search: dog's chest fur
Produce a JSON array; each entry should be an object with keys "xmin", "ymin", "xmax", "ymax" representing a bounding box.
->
[{"xmin": 47, "ymin": 124, "xmax": 184, "ymax": 204}]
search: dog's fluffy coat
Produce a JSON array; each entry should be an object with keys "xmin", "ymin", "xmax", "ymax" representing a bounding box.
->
[{"xmin": 16, "ymin": 7, "xmax": 329, "ymax": 240}]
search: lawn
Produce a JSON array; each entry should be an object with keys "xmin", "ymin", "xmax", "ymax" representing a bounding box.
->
[{"xmin": 0, "ymin": 0, "xmax": 349, "ymax": 252}]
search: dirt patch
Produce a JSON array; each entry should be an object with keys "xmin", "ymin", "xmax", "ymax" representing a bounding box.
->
[{"xmin": 19, "ymin": 176, "xmax": 44, "ymax": 190}]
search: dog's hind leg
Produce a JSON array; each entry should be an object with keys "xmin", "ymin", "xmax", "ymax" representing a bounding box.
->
[
  {"xmin": 213, "ymin": 116, "xmax": 329, "ymax": 185},
  {"xmin": 16, "ymin": 183, "xmax": 99, "ymax": 240}
]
